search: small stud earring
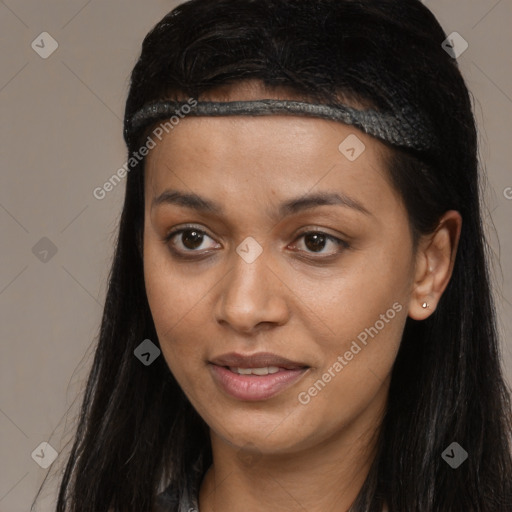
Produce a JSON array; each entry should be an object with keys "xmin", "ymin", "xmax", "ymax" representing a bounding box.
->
[{"xmin": 422, "ymin": 302, "xmax": 429, "ymax": 309}]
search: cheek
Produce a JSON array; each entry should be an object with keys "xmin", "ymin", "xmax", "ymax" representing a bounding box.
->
[
  {"xmin": 142, "ymin": 235, "xmax": 218, "ymax": 390},
  {"xmin": 302, "ymin": 276, "xmax": 407, "ymax": 392},
  {"xmin": 294, "ymin": 282, "xmax": 408, "ymax": 437},
  {"xmin": 295, "ymin": 240, "xmax": 413, "ymax": 405},
  {"xmin": 299, "ymin": 233, "xmax": 413, "ymax": 343}
]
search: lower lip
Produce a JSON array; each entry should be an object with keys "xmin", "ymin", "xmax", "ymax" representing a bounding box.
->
[{"xmin": 209, "ymin": 364, "xmax": 308, "ymax": 401}]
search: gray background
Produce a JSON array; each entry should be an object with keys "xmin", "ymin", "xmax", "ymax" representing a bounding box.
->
[{"xmin": 1, "ymin": 1, "xmax": 511, "ymax": 510}]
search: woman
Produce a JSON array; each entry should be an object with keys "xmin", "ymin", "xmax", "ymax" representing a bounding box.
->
[{"xmin": 51, "ymin": 0, "xmax": 512, "ymax": 510}]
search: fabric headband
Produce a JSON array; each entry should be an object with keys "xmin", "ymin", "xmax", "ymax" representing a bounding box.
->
[{"xmin": 127, "ymin": 99, "xmax": 438, "ymax": 154}]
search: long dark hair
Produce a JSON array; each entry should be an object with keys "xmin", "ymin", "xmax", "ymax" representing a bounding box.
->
[{"xmin": 46, "ymin": 1, "xmax": 512, "ymax": 510}]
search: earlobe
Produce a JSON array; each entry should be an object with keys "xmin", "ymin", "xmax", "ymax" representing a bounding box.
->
[{"xmin": 408, "ymin": 210, "xmax": 462, "ymax": 320}]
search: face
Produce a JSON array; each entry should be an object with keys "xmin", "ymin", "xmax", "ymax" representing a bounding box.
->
[{"xmin": 142, "ymin": 84, "xmax": 418, "ymax": 457}]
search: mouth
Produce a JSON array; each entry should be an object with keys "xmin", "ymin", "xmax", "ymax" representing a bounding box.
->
[{"xmin": 209, "ymin": 352, "xmax": 310, "ymax": 401}]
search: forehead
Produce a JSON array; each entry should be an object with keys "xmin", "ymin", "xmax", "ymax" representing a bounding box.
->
[{"xmin": 144, "ymin": 114, "xmax": 391, "ymax": 191}]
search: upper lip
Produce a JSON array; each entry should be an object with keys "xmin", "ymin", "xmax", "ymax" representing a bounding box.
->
[{"xmin": 210, "ymin": 352, "xmax": 308, "ymax": 370}]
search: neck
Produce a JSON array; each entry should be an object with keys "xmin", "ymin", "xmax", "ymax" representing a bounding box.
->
[{"xmin": 199, "ymin": 387, "xmax": 387, "ymax": 512}]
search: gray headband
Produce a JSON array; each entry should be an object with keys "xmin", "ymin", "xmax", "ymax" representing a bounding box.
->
[{"xmin": 128, "ymin": 99, "xmax": 438, "ymax": 154}]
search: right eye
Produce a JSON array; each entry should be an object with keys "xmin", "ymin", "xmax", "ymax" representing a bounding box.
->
[{"xmin": 164, "ymin": 226, "xmax": 220, "ymax": 257}]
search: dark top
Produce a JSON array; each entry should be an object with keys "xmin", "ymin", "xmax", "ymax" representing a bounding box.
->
[{"xmin": 154, "ymin": 458, "xmax": 204, "ymax": 512}]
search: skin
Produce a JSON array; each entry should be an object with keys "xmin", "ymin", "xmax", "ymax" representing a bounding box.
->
[{"xmin": 143, "ymin": 80, "xmax": 461, "ymax": 512}]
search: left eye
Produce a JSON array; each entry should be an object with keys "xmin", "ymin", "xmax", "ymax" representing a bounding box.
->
[{"xmin": 291, "ymin": 231, "xmax": 348, "ymax": 256}]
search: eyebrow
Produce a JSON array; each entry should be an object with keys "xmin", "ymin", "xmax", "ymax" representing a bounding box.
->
[{"xmin": 151, "ymin": 189, "xmax": 371, "ymax": 218}]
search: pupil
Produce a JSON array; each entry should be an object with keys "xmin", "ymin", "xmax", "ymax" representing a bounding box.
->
[
  {"xmin": 305, "ymin": 233, "xmax": 326, "ymax": 252},
  {"xmin": 183, "ymin": 230, "xmax": 203, "ymax": 249}
]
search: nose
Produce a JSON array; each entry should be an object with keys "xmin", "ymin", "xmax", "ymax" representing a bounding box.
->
[{"xmin": 214, "ymin": 249, "xmax": 290, "ymax": 334}]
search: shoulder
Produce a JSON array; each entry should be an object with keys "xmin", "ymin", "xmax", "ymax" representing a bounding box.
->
[
  {"xmin": 154, "ymin": 481, "xmax": 200, "ymax": 512},
  {"xmin": 153, "ymin": 485, "xmax": 180, "ymax": 512},
  {"xmin": 153, "ymin": 456, "xmax": 206, "ymax": 511}
]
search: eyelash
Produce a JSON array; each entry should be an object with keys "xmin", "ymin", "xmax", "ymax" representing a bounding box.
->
[{"xmin": 163, "ymin": 224, "xmax": 350, "ymax": 261}]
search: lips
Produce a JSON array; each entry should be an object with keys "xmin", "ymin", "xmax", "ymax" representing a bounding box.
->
[
  {"xmin": 209, "ymin": 352, "xmax": 310, "ymax": 401},
  {"xmin": 209, "ymin": 351, "xmax": 307, "ymax": 370}
]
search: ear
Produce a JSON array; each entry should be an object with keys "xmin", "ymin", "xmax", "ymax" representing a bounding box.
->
[{"xmin": 408, "ymin": 210, "xmax": 462, "ymax": 320}]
